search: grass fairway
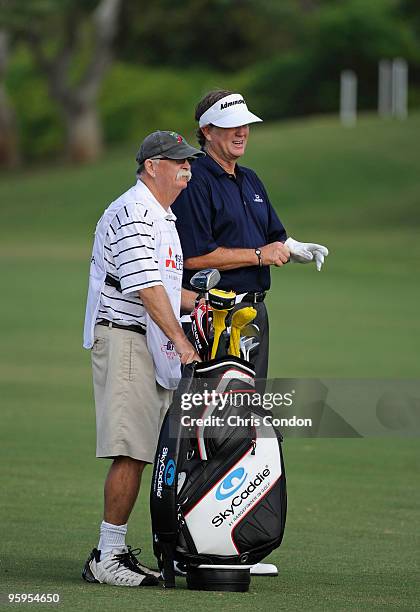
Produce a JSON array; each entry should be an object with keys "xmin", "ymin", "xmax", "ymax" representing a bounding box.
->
[{"xmin": 1, "ymin": 113, "xmax": 419, "ymax": 610}]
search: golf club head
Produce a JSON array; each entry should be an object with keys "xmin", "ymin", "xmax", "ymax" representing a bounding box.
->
[
  {"xmin": 240, "ymin": 336, "xmax": 260, "ymax": 362},
  {"xmin": 190, "ymin": 268, "xmax": 221, "ymax": 293},
  {"xmin": 240, "ymin": 336, "xmax": 252, "ymax": 361},
  {"xmin": 247, "ymin": 338, "xmax": 260, "ymax": 363},
  {"xmin": 241, "ymin": 323, "xmax": 260, "ymax": 339}
]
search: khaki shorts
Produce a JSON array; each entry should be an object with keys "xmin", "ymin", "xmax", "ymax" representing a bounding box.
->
[{"xmin": 91, "ymin": 324, "xmax": 172, "ymax": 463}]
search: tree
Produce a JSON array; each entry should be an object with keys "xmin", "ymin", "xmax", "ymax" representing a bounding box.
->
[
  {"xmin": 0, "ymin": 30, "xmax": 19, "ymax": 167},
  {"xmin": 116, "ymin": 0, "xmax": 304, "ymax": 72},
  {"xmin": 1, "ymin": 0, "xmax": 122, "ymax": 163}
]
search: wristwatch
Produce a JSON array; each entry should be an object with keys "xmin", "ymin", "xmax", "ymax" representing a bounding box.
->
[{"xmin": 255, "ymin": 248, "xmax": 263, "ymax": 267}]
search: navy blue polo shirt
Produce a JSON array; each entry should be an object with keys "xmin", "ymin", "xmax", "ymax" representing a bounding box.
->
[{"xmin": 172, "ymin": 154, "xmax": 287, "ymax": 293}]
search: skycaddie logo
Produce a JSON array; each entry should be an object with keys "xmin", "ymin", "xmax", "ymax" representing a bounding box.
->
[
  {"xmin": 156, "ymin": 447, "xmax": 176, "ymax": 497},
  {"xmin": 216, "ymin": 468, "xmax": 247, "ymax": 501},
  {"xmin": 212, "ymin": 468, "xmax": 271, "ymax": 527}
]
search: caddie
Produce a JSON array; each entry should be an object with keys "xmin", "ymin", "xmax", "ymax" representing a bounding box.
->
[{"xmin": 82, "ymin": 130, "xmax": 203, "ymax": 587}]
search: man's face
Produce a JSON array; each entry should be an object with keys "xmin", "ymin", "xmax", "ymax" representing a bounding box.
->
[
  {"xmin": 207, "ymin": 125, "xmax": 250, "ymax": 161},
  {"xmin": 154, "ymin": 158, "xmax": 192, "ymax": 195}
]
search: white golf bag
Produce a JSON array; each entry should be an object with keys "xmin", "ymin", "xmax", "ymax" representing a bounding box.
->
[{"xmin": 150, "ymin": 355, "xmax": 287, "ymax": 592}]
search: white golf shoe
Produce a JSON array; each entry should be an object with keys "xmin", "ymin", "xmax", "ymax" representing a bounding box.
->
[{"xmin": 82, "ymin": 546, "xmax": 159, "ymax": 587}]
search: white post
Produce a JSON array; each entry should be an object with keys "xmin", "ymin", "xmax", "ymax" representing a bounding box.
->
[
  {"xmin": 340, "ymin": 70, "xmax": 357, "ymax": 127},
  {"xmin": 378, "ymin": 59, "xmax": 392, "ymax": 117},
  {"xmin": 392, "ymin": 58, "xmax": 408, "ymax": 119}
]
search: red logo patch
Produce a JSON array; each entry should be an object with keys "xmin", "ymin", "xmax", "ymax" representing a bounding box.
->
[{"xmin": 165, "ymin": 246, "xmax": 176, "ymax": 269}]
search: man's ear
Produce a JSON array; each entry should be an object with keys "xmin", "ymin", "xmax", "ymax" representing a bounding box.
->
[
  {"xmin": 144, "ymin": 159, "xmax": 156, "ymax": 177},
  {"xmin": 201, "ymin": 125, "xmax": 212, "ymax": 142}
]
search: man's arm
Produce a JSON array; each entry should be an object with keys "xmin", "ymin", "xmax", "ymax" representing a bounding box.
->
[
  {"xmin": 181, "ymin": 288, "xmax": 198, "ymax": 313},
  {"xmin": 184, "ymin": 242, "xmax": 290, "ymax": 271},
  {"xmin": 139, "ymin": 285, "xmax": 199, "ymax": 364}
]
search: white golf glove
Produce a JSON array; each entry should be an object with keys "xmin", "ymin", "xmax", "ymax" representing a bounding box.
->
[{"xmin": 285, "ymin": 236, "xmax": 329, "ymax": 271}]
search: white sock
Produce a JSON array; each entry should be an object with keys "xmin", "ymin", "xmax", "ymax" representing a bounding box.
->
[{"xmin": 98, "ymin": 520, "xmax": 127, "ymax": 559}]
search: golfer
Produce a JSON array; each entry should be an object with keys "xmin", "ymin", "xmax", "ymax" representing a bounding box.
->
[
  {"xmin": 172, "ymin": 91, "xmax": 329, "ymax": 576},
  {"xmin": 82, "ymin": 131, "xmax": 202, "ymax": 587}
]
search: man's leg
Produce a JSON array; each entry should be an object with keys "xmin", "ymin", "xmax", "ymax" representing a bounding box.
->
[
  {"xmin": 252, "ymin": 302, "xmax": 269, "ymax": 382},
  {"xmin": 83, "ymin": 327, "xmax": 165, "ymax": 586},
  {"xmin": 103, "ymin": 456, "xmax": 145, "ymax": 525},
  {"xmin": 83, "ymin": 456, "xmax": 160, "ymax": 586},
  {"xmin": 97, "ymin": 456, "xmax": 146, "ymax": 558}
]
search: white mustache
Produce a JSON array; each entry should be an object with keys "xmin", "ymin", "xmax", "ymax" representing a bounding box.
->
[{"xmin": 176, "ymin": 169, "xmax": 192, "ymax": 182}]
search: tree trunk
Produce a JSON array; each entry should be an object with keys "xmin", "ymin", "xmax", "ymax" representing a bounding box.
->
[
  {"xmin": 64, "ymin": 105, "xmax": 102, "ymax": 163},
  {"xmin": 0, "ymin": 30, "xmax": 19, "ymax": 168},
  {"xmin": 25, "ymin": 0, "xmax": 122, "ymax": 164},
  {"xmin": 0, "ymin": 87, "xmax": 19, "ymax": 167}
]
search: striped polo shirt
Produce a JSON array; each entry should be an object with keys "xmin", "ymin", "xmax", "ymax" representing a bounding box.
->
[{"xmin": 97, "ymin": 181, "xmax": 175, "ymax": 330}]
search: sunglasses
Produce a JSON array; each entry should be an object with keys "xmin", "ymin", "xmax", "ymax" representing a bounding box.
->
[{"xmin": 149, "ymin": 156, "xmax": 191, "ymax": 164}]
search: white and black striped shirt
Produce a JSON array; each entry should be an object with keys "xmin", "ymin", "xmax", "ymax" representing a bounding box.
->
[{"xmin": 97, "ymin": 186, "xmax": 172, "ymax": 329}]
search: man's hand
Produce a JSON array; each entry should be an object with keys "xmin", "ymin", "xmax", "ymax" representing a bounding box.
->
[
  {"xmin": 285, "ymin": 237, "xmax": 329, "ymax": 271},
  {"xmin": 174, "ymin": 336, "xmax": 201, "ymax": 364},
  {"xmin": 260, "ymin": 241, "xmax": 290, "ymax": 267}
]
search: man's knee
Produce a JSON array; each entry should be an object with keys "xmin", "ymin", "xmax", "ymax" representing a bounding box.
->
[{"xmin": 112, "ymin": 455, "xmax": 147, "ymax": 475}]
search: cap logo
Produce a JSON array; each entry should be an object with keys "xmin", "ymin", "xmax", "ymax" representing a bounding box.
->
[
  {"xmin": 168, "ymin": 131, "xmax": 184, "ymax": 143},
  {"xmin": 220, "ymin": 99, "xmax": 245, "ymax": 111}
]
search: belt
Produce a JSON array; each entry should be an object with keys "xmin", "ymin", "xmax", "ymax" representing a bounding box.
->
[
  {"xmin": 236, "ymin": 291, "xmax": 266, "ymax": 304},
  {"xmin": 96, "ymin": 319, "xmax": 146, "ymax": 336}
]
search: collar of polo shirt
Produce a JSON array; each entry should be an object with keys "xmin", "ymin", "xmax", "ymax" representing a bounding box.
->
[
  {"xmin": 135, "ymin": 179, "xmax": 177, "ymax": 221},
  {"xmin": 198, "ymin": 93, "xmax": 263, "ymax": 128}
]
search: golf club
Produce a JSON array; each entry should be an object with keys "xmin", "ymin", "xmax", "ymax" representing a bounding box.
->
[
  {"xmin": 228, "ymin": 307, "xmax": 257, "ymax": 357},
  {"xmin": 208, "ymin": 288, "xmax": 236, "ymax": 359},
  {"xmin": 240, "ymin": 336, "xmax": 260, "ymax": 362},
  {"xmin": 190, "ymin": 269, "xmax": 221, "ymax": 360},
  {"xmin": 241, "ymin": 323, "xmax": 260, "ymax": 339}
]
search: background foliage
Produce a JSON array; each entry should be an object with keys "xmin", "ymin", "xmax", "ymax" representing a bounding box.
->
[{"xmin": 2, "ymin": 0, "xmax": 420, "ymax": 161}]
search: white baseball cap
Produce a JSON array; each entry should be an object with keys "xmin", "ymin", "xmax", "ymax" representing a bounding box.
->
[{"xmin": 198, "ymin": 93, "xmax": 262, "ymax": 128}]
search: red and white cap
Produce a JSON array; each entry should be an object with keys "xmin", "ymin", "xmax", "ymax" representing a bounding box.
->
[{"xmin": 198, "ymin": 93, "xmax": 262, "ymax": 128}]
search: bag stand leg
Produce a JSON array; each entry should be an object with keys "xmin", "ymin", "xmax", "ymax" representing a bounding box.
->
[{"xmin": 160, "ymin": 542, "xmax": 176, "ymax": 589}]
